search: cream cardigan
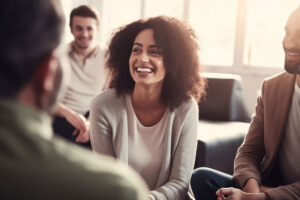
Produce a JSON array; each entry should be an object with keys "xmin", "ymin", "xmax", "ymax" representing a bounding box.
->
[{"xmin": 90, "ymin": 89, "xmax": 198, "ymax": 200}]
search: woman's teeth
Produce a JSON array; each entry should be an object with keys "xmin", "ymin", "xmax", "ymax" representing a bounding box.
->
[{"xmin": 136, "ymin": 67, "xmax": 152, "ymax": 73}]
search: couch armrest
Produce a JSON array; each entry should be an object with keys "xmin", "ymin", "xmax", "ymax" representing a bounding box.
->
[
  {"xmin": 199, "ymin": 73, "xmax": 251, "ymax": 122},
  {"xmin": 195, "ymin": 120, "xmax": 250, "ymax": 174}
]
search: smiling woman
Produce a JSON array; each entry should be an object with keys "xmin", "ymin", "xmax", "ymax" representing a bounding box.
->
[
  {"xmin": 106, "ymin": 16, "xmax": 206, "ymax": 108},
  {"xmin": 89, "ymin": 16, "xmax": 206, "ymax": 200},
  {"xmin": 129, "ymin": 29, "xmax": 166, "ymax": 91}
]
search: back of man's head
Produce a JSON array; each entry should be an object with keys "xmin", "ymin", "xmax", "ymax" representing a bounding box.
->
[
  {"xmin": 69, "ymin": 5, "xmax": 100, "ymax": 28},
  {"xmin": 0, "ymin": 0, "xmax": 64, "ymax": 98}
]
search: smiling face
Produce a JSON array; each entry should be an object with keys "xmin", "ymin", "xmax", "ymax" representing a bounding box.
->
[
  {"xmin": 129, "ymin": 29, "xmax": 166, "ymax": 88},
  {"xmin": 283, "ymin": 8, "xmax": 300, "ymax": 74},
  {"xmin": 71, "ymin": 16, "xmax": 98, "ymax": 50}
]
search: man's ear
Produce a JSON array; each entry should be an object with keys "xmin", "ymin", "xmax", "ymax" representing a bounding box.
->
[{"xmin": 34, "ymin": 53, "xmax": 59, "ymax": 94}]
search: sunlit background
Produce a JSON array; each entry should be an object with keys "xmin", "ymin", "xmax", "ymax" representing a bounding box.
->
[{"xmin": 61, "ymin": 0, "xmax": 300, "ymax": 112}]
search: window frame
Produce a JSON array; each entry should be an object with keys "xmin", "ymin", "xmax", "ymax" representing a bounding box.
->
[{"xmin": 86, "ymin": 0, "xmax": 286, "ymax": 77}]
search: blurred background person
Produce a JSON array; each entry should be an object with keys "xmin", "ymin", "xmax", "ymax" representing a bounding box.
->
[{"xmin": 53, "ymin": 5, "xmax": 108, "ymax": 148}]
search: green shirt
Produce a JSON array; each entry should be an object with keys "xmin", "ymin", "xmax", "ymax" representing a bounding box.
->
[{"xmin": 0, "ymin": 99, "xmax": 147, "ymax": 200}]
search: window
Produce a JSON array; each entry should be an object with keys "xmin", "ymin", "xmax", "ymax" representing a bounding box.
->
[
  {"xmin": 144, "ymin": 0, "xmax": 184, "ymax": 18},
  {"xmin": 243, "ymin": 0, "xmax": 299, "ymax": 67},
  {"xmin": 70, "ymin": 0, "xmax": 300, "ymax": 69},
  {"xmin": 61, "ymin": 0, "xmax": 72, "ymax": 43},
  {"xmin": 189, "ymin": 0, "xmax": 238, "ymax": 66},
  {"xmin": 100, "ymin": 0, "xmax": 141, "ymax": 45}
]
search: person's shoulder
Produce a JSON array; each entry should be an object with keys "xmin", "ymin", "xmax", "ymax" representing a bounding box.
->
[
  {"xmin": 60, "ymin": 42, "xmax": 73, "ymax": 54},
  {"xmin": 96, "ymin": 43, "xmax": 106, "ymax": 52},
  {"xmin": 91, "ymin": 89, "xmax": 125, "ymax": 112},
  {"xmin": 94, "ymin": 43, "xmax": 106, "ymax": 57},
  {"xmin": 175, "ymin": 97, "xmax": 198, "ymax": 113},
  {"xmin": 262, "ymin": 72, "xmax": 295, "ymax": 91},
  {"xmin": 92, "ymin": 88, "xmax": 120, "ymax": 105},
  {"xmin": 172, "ymin": 97, "xmax": 198, "ymax": 118},
  {"xmin": 50, "ymin": 137, "xmax": 148, "ymax": 199},
  {"xmin": 264, "ymin": 72, "xmax": 294, "ymax": 84},
  {"xmin": 54, "ymin": 42, "xmax": 72, "ymax": 59}
]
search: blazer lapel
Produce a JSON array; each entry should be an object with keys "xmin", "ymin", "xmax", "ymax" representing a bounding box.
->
[{"xmin": 271, "ymin": 74, "xmax": 296, "ymax": 158}]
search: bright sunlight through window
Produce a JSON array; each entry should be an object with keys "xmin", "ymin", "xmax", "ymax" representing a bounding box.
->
[{"xmin": 243, "ymin": 0, "xmax": 299, "ymax": 67}]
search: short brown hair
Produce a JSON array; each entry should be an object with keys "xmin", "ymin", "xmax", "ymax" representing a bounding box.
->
[{"xmin": 69, "ymin": 5, "xmax": 99, "ymax": 28}]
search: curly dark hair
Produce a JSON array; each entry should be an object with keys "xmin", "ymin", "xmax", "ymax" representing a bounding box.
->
[{"xmin": 106, "ymin": 16, "xmax": 206, "ymax": 109}]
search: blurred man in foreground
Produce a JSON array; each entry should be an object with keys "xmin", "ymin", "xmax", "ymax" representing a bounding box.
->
[{"xmin": 0, "ymin": 0, "xmax": 147, "ymax": 199}]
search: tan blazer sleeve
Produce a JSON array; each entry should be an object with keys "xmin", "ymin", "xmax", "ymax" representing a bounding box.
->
[
  {"xmin": 265, "ymin": 181, "xmax": 300, "ymax": 200},
  {"xmin": 233, "ymin": 82, "xmax": 266, "ymax": 188},
  {"xmin": 234, "ymin": 73, "xmax": 300, "ymax": 199}
]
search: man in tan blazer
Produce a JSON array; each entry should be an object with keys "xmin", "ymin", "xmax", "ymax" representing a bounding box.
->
[{"xmin": 191, "ymin": 6, "xmax": 300, "ymax": 200}]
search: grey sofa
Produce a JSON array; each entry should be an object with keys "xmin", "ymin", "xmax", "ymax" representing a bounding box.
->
[{"xmin": 194, "ymin": 73, "xmax": 251, "ymax": 175}]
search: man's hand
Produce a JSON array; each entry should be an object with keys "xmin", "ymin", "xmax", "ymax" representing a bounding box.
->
[
  {"xmin": 56, "ymin": 103, "xmax": 88, "ymax": 132},
  {"xmin": 216, "ymin": 187, "xmax": 244, "ymax": 200},
  {"xmin": 259, "ymin": 185, "xmax": 273, "ymax": 192},
  {"xmin": 216, "ymin": 187, "xmax": 267, "ymax": 200},
  {"xmin": 243, "ymin": 178, "xmax": 260, "ymax": 193},
  {"xmin": 73, "ymin": 121, "xmax": 90, "ymax": 143},
  {"xmin": 65, "ymin": 110, "xmax": 88, "ymax": 132},
  {"xmin": 55, "ymin": 103, "xmax": 90, "ymax": 143}
]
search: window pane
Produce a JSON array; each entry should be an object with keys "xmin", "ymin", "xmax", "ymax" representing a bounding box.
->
[
  {"xmin": 144, "ymin": 0, "xmax": 184, "ymax": 18},
  {"xmin": 244, "ymin": 0, "xmax": 299, "ymax": 67},
  {"xmin": 100, "ymin": 0, "xmax": 141, "ymax": 44},
  {"xmin": 61, "ymin": 0, "xmax": 72, "ymax": 43},
  {"xmin": 189, "ymin": 0, "xmax": 238, "ymax": 66}
]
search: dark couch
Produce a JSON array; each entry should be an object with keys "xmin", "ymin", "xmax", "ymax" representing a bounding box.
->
[{"xmin": 194, "ymin": 73, "xmax": 251, "ymax": 175}]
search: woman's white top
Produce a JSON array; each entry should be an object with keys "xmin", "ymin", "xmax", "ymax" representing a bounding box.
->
[{"xmin": 126, "ymin": 94, "xmax": 169, "ymax": 190}]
